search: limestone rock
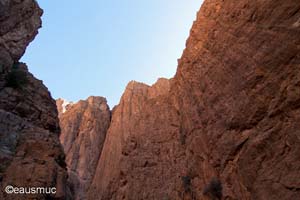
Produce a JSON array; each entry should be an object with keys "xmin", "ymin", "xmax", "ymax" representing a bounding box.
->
[
  {"xmin": 88, "ymin": 79, "xmax": 182, "ymax": 200},
  {"xmin": 57, "ymin": 96, "xmax": 111, "ymax": 200},
  {"xmin": 0, "ymin": 65, "xmax": 71, "ymax": 199},
  {"xmin": 0, "ymin": 1, "xmax": 71, "ymax": 199},
  {"xmin": 88, "ymin": 0, "xmax": 300, "ymax": 199},
  {"xmin": 0, "ymin": 63, "xmax": 60, "ymax": 133},
  {"xmin": 0, "ymin": 0, "xmax": 42, "ymax": 69},
  {"xmin": 56, "ymin": 98, "xmax": 74, "ymax": 117}
]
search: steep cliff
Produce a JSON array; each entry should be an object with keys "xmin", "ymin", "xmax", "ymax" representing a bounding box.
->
[
  {"xmin": 0, "ymin": 1, "xmax": 71, "ymax": 199},
  {"xmin": 57, "ymin": 97, "xmax": 111, "ymax": 200},
  {"xmin": 0, "ymin": 0, "xmax": 42, "ymax": 70},
  {"xmin": 87, "ymin": 0, "xmax": 300, "ymax": 199}
]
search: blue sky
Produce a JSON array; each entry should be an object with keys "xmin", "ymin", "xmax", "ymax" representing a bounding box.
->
[{"xmin": 21, "ymin": 0, "xmax": 203, "ymax": 107}]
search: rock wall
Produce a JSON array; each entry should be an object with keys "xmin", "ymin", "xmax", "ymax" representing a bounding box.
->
[
  {"xmin": 57, "ymin": 97, "xmax": 111, "ymax": 200},
  {"xmin": 3, "ymin": 0, "xmax": 298, "ymax": 199},
  {"xmin": 88, "ymin": 79, "xmax": 178, "ymax": 200},
  {"xmin": 0, "ymin": 0, "xmax": 42, "ymax": 70},
  {"xmin": 87, "ymin": 0, "xmax": 300, "ymax": 199},
  {"xmin": 0, "ymin": 1, "xmax": 71, "ymax": 199}
]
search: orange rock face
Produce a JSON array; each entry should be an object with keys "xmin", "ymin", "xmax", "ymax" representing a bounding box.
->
[
  {"xmin": 87, "ymin": 0, "xmax": 300, "ymax": 199},
  {"xmin": 1, "ymin": 0, "xmax": 299, "ymax": 199},
  {"xmin": 57, "ymin": 97, "xmax": 111, "ymax": 200},
  {"xmin": 87, "ymin": 79, "xmax": 183, "ymax": 200}
]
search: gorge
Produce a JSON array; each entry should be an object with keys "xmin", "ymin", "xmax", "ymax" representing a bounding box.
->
[{"xmin": 1, "ymin": 0, "xmax": 300, "ymax": 200}]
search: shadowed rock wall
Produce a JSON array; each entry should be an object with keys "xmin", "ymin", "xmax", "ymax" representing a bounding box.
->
[{"xmin": 0, "ymin": 1, "xmax": 71, "ymax": 199}]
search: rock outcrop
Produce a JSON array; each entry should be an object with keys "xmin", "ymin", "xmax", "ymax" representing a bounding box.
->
[
  {"xmin": 87, "ymin": 0, "xmax": 300, "ymax": 199},
  {"xmin": 0, "ymin": 0, "xmax": 42, "ymax": 70},
  {"xmin": 0, "ymin": 1, "xmax": 71, "ymax": 199},
  {"xmin": 57, "ymin": 97, "xmax": 111, "ymax": 200}
]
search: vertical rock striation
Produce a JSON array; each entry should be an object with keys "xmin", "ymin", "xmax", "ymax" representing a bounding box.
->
[
  {"xmin": 88, "ymin": 79, "xmax": 184, "ymax": 200},
  {"xmin": 87, "ymin": 0, "xmax": 300, "ymax": 199},
  {"xmin": 57, "ymin": 97, "xmax": 111, "ymax": 200}
]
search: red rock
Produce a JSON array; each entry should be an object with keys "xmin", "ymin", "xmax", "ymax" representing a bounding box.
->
[
  {"xmin": 1, "ymin": 0, "xmax": 299, "ymax": 199},
  {"xmin": 88, "ymin": 79, "xmax": 182, "ymax": 200},
  {"xmin": 0, "ymin": 65, "xmax": 72, "ymax": 199},
  {"xmin": 0, "ymin": 1, "xmax": 71, "ymax": 199},
  {"xmin": 88, "ymin": 0, "xmax": 300, "ymax": 199},
  {"xmin": 57, "ymin": 96, "xmax": 111, "ymax": 200},
  {"xmin": 0, "ymin": 0, "xmax": 43, "ymax": 69}
]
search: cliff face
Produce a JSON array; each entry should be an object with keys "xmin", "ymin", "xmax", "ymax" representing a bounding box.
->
[
  {"xmin": 87, "ymin": 0, "xmax": 300, "ymax": 199},
  {"xmin": 57, "ymin": 97, "xmax": 111, "ymax": 200},
  {"xmin": 2, "ymin": 0, "xmax": 298, "ymax": 199},
  {"xmin": 88, "ymin": 79, "xmax": 178, "ymax": 200},
  {"xmin": 0, "ymin": 0, "xmax": 42, "ymax": 70},
  {"xmin": 0, "ymin": 1, "xmax": 71, "ymax": 199}
]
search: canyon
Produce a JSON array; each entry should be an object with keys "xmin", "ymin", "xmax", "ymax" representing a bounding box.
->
[{"xmin": 1, "ymin": 0, "xmax": 300, "ymax": 200}]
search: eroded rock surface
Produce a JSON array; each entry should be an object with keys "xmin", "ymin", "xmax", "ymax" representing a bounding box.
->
[
  {"xmin": 0, "ymin": 64, "xmax": 72, "ymax": 200},
  {"xmin": 88, "ymin": 79, "xmax": 184, "ymax": 200},
  {"xmin": 88, "ymin": 0, "xmax": 300, "ymax": 199},
  {"xmin": 0, "ymin": 1, "xmax": 71, "ymax": 199},
  {"xmin": 0, "ymin": 0, "xmax": 42, "ymax": 69},
  {"xmin": 57, "ymin": 97, "xmax": 111, "ymax": 200}
]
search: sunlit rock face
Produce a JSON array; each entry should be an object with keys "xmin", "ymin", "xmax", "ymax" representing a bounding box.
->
[
  {"xmin": 57, "ymin": 96, "xmax": 111, "ymax": 200},
  {"xmin": 0, "ymin": 1, "xmax": 71, "ymax": 199},
  {"xmin": 1, "ymin": 0, "xmax": 299, "ymax": 199},
  {"xmin": 88, "ymin": 79, "xmax": 178, "ymax": 200},
  {"xmin": 87, "ymin": 0, "xmax": 300, "ymax": 199}
]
